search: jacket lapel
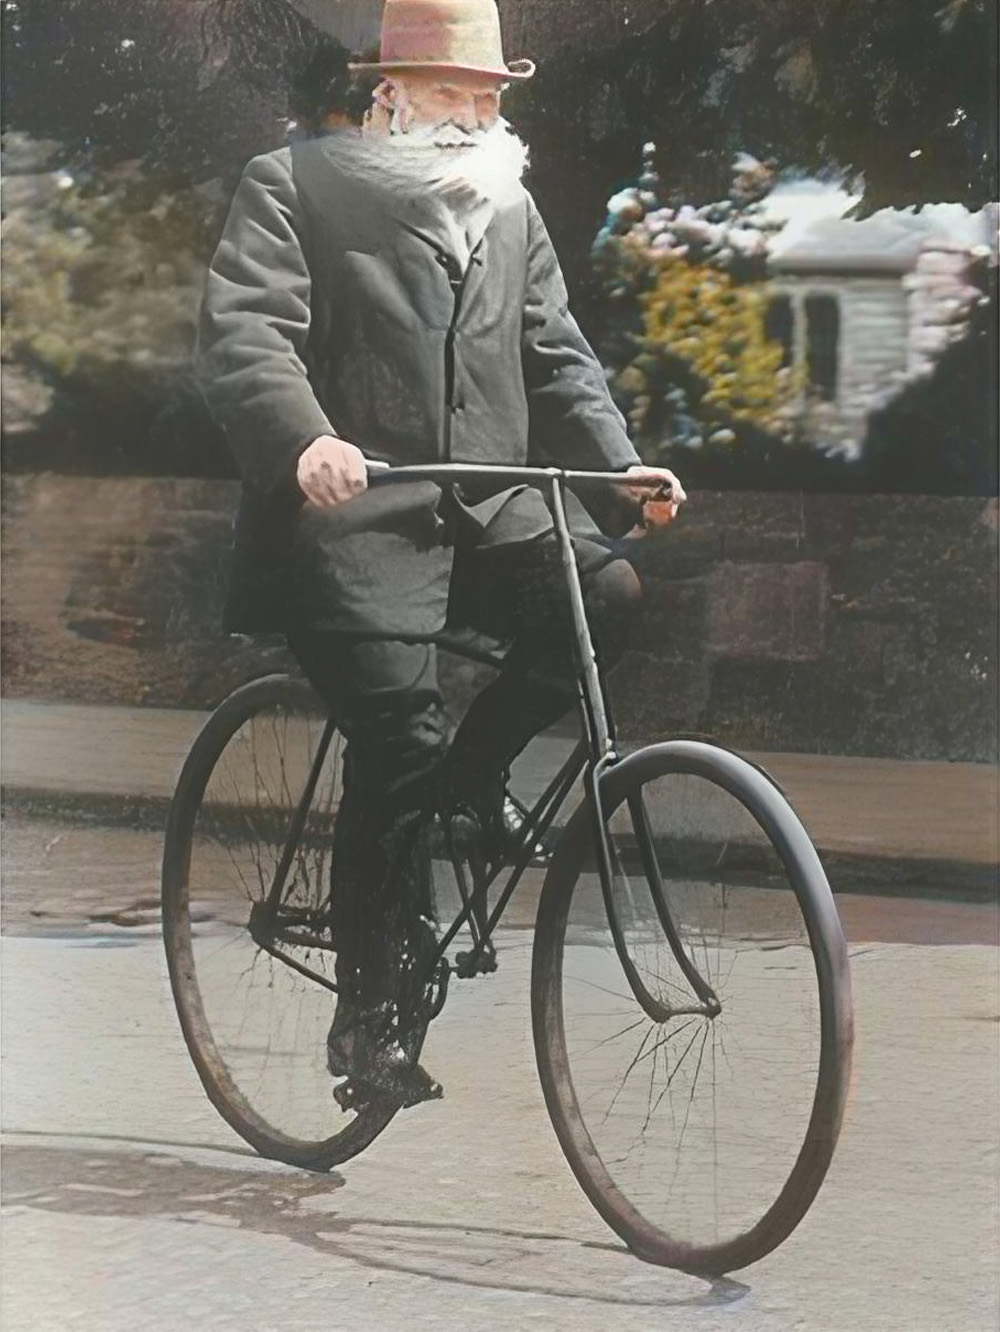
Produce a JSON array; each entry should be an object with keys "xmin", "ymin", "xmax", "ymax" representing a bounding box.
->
[
  {"xmin": 393, "ymin": 191, "xmax": 497, "ymax": 278},
  {"xmin": 393, "ymin": 195, "xmax": 464, "ymax": 268},
  {"xmin": 395, "ymin": 199, "xmax": 502, "ymax": 319},
  {"xmin": 460, "ymin": 232, "xmax": 489, "ymax": 309}
]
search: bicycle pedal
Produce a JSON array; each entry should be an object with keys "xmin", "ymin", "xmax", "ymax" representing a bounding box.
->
[
  {"xmin": 334, "ymin": 1066, "xmax": 443, "ymax": 1112},
  {"xmin": 455, "ymin": 947, "xmax": 498, "ymax": 979}
]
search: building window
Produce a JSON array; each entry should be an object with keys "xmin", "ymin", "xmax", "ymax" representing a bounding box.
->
[
  {"xmin": 764, "ymin": 294, "xmax": 794, "ymax": 368},
  {"xmin": 805, "ymin": 294, "xmax": 840, "ymax": 401}
]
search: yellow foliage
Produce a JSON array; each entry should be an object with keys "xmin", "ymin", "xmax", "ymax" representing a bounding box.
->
[{"xmin": 639, "ymin": 251, "xmax": 800, "ymax": 427}]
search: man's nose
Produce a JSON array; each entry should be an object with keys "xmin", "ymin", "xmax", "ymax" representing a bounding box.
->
[{"xmin": 451, "ymin": 106, "xmax": 478, "ymax": 131}]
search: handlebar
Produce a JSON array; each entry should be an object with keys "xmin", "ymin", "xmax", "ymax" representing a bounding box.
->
[
  {"xmin": 362, "ymin": 460, "xmax": 666, "ymax": 759},
  {"xmin": 365, "ymin": 461, "xmax": 672, "ymax": 496}
]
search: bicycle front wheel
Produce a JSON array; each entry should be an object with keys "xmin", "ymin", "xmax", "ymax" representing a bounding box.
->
[
  {"xmin": 162, "ymin": 675, "xmax": 395, "ymax": 1171},
  {"xmin": 532, "ymin": 741, "xmax": 853, "ymax": 1274}
]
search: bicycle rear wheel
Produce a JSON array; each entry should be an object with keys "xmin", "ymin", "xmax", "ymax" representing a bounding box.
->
[
  {"xmin": 162, "ymin": 674, "xmax": 395, "ymax": 1170},
  {"xmin": 532, "ymin": 741, "xmax": 853, "ymax": 1274}
]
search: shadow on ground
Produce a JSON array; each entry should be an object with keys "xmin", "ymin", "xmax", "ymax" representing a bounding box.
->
[{"xmin": 2, "ymin": 1136, "xmax": 751, "ymax": 1310}]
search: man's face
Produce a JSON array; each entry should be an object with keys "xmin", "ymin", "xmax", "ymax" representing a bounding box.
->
[{"xmin": 384, "ymin": 71, "xmax": 504, "ymax": 143}]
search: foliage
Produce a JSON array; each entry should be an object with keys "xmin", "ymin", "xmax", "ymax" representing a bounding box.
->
[
  {"xmin": 0, "ymin": 0, "xmax": 343, "ymax": 181},
  {"xmin": 4, "ymin": 0, "xmax": 992, "ymax": 204},
  {"xmin": 641, "ymin": 257, "xmax": 794, "ymax": 426},
  {"xmin": 514, "ymin": 0, "xmax": 997, "ymax": 305},
  {"xmin": 0, "ymin": 0, "xmax": 993, "ymax": 484},
  {"xmin": 593, "ymin": 152, "xmax": 806, "ymax": 473},
  {"xmin": 1, "ymin": 133, "xmax": 228, "ymax": 470},
  {"xmin": 3, "ymin": 146, "xmax": 214, "ymax": 374},
  {"xmin": 287, "ymin": 37, "xmax": 380, "ymax": 133},
  {"xmin": 862, "ymin": 259, "xmax": 998, "ymax": 495}
]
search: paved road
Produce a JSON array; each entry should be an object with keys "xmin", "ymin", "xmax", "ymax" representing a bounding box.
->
[{"xmin": 2, "ymin": 814, "xmax": 999, "ymax": 1332}]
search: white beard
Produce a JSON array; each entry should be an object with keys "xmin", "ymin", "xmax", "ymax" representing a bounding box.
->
[{"xmin": 353, "ymin": 117, "xmax": 530, "ymax": 213}]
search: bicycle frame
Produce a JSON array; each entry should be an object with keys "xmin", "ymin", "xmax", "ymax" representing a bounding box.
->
[{"xmin": 254, "ymin": 463, "xmax": 719, "ymax": 1022}]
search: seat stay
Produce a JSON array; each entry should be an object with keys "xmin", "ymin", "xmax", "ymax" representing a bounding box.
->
[
  {"xmin": 263, "ymin": 715, "xmax": 338, "ymax": 919},
  {"xmin": 247, "ymin": 905, "xmax": 340, "ymax": 995}
]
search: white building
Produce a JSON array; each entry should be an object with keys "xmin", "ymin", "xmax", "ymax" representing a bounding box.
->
[{"xmin": 763, "ymin": 187, "xmax": 994, "ymax": 458}]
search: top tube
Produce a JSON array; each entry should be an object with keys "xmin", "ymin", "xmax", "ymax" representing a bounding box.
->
[
  {"xmin": 365, "ymin": 460, "xmax": 645, "ymax": 761},
  {"xmin": 366, "ymin": 461, "xmax": 671, "ymax": 494}
]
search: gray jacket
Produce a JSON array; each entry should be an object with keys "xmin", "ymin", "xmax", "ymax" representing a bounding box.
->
[{"xmin": 197, "ymin": 134, "xmax": 640, "ymax": 634}]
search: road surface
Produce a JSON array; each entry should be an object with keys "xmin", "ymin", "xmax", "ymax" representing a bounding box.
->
[{"xmin": 1, "ymin": 812, "xmax": 998, "ymax": 1331}]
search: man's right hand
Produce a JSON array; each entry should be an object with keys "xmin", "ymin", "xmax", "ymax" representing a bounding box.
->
[{"xmin": 296, "ymin": 435, "xmax": 369, "ymax": 508}]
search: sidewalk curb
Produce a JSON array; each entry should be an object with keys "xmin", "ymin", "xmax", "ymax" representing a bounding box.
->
[{"xmin": 4, "ymin": 783, "xmax": 996, "ymax": 906}]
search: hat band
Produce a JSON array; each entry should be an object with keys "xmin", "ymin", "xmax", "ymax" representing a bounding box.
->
[{"xmin": 351, "ymin": 57, "xmax": 534, "ymax": 77}]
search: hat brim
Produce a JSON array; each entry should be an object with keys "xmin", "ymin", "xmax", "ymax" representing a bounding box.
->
[{"xmin": 348, "ymin": 57, "xmax": 535, "ymax": 82}]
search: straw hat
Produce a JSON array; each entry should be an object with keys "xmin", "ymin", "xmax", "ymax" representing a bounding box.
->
[{"xmin": 350, "ymin": 0, "xmax": 535, "ymax": 82}]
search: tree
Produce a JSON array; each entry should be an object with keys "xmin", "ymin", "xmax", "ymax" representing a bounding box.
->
[
  {"xmin": 1, "ymin": 0, "xmax": 994, "ymax": 477},
  {"xmin": 0, "ymin": 3, "xmax": 368, "ymax": 470},
  {"xmin": 0, "ymin": 0, "xmax": 366, "ymax": 181},
  {"xmin": 1, "ymin": 132, "xmax": 229, "ymax": 471},
  {"xmin": 512, "ymin": 0, "xmax": 997, "ymax": 312},
  {"xmin": 862, "ymin": 258, "xmax": 998, "ymax": 495}
]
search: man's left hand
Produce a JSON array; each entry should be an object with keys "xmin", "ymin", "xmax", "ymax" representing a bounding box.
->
[{"xmin": 624, "ymin": 465, "xmax": 687, "ymax": 530}]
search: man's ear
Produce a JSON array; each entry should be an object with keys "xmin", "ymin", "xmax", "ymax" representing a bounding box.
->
[
  {"xmin": 363, "ymin": 79, "xmax": 398, "ymax": 136},
  {"xmin": 374, "ymin": 78, "xmax": 398, "ymax": 110}
]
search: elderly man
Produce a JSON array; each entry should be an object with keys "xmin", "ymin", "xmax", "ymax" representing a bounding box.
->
[{"xmin": 197, "ymin": 0, "xmax": 685, "ymax": 1108}]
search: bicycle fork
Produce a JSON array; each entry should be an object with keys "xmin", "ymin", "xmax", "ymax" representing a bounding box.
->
[{"xmin": 549, "ymin": 476, "xmax": 721, "ymax": 1024}]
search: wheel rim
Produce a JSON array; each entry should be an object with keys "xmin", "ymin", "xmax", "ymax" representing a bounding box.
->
[
  {"xmin": 538, "ymin": 749, "xmax": 850, "ymax": 1271},
  {"xmin": 165, "ymin": 682, "xmax": 383, "ymax": 1160}
]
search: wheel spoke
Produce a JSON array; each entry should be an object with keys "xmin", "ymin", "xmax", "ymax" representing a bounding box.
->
[
  {"xmin": 533, "ymin": 745, "xmax": 852, "ymax": 1273},
  {"xmin": 163, "ymin": 679, "xmax": 394, "ymax": 1169}
]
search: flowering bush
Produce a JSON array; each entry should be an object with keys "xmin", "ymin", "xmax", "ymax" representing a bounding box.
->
[{"xmin": 593, "ymin": 149, "xmax": 805, "ymax": 468}]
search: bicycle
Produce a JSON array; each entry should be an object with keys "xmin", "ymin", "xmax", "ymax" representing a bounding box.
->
[{"xmin": 161, "ymin": 463, "xmax": 854, "ymax": 1276}]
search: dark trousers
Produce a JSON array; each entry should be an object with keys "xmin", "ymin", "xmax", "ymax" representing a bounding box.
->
[{"xmin": 287, "ymin": 532, "xmax": 641, "ymax": 1024}]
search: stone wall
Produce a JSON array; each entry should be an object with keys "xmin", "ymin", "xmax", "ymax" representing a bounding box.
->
[
  {"xmin": 617, "ymin": 491, "xmax": 997, "ymax": 760},
  {"xmin": 2, "ymin": 475, "xmax": 996, "ymax": 761}
]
